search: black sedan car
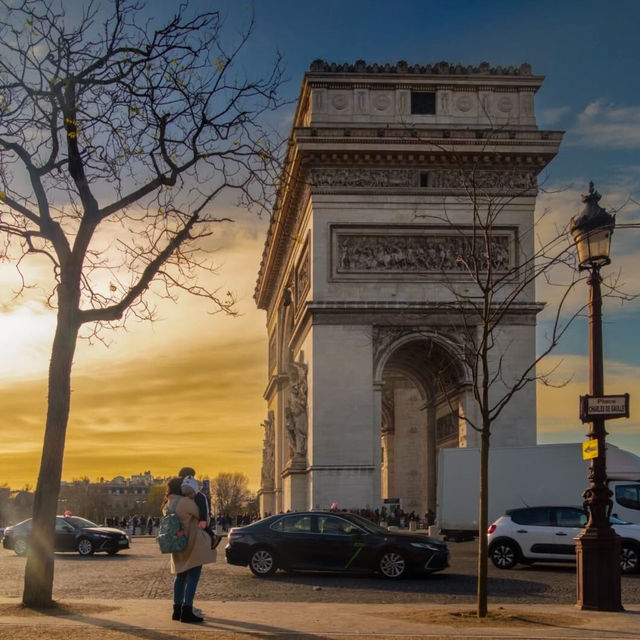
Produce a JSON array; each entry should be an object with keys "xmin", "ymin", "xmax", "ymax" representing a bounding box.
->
[
  {"xmin": 3, "ymin": 516, "xmax": 130, "ymax": 556},
  {"xmin": 225, "ymin": 511, "xmax": 448, "ymax": 578}
]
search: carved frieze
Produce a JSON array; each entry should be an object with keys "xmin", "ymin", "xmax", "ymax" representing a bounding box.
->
[
  {"xmin": 455, "ymin": 94, "xmax": 474, "ymax": 112},
  {"xmin": 426, "ymin": 169, "xmax": 537, "ymax": 191},
  {"xmin": 311, "ymin": 167, "xmax": 420, "ymax": 188},
  {"xmin": 335, "ymin": 229, "xmax": 513, "ymax": 274},
  {"xmin": 311, "ymin": 167, "xmax": 537, "ymax": 192}
]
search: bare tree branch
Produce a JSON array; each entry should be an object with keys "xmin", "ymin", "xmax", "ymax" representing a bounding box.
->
[{"xmin": 0, "ymin": 0, "xmax": 285, "ymax": 607}]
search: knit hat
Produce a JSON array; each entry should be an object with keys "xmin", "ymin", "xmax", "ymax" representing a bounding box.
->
[{"xmin": 181, "ymin": 475, "xmax": 199, "ymax": 495}]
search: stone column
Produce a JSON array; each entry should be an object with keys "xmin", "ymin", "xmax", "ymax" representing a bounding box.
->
[
  {"xmin": 372, "ymin": 381, "xmax": 384, "ymax": 505},
  {"xmin": 426, "ymin": 403, "xmax": 437, "ymax": 516},
  {"xmin": 282, "ymin": 458, "xmax": 308, "ymax": 511}
]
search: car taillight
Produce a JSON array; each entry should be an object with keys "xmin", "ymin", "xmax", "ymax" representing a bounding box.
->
[{"xmin": 487, "ymin": 524, "xmax": 496, "ymax": 534}]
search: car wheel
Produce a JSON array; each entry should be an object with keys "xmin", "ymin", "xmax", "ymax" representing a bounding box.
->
[
  {"xmin": 490, "ymin": 540, "xmax": 519, "ymax": 569},
  {"xmin": 620, "ymin": 543, "xmax": 640, "ymax": 574},
  {"xmin": 13, "ymin": 538, "xmax": 28, "ymax": 556},
  {"xmin": 249, "ymin": 547, "xmax": 277, "ymax": 577},
  {"xmin": 77, "ymin": 538, "xmax": 94, "ymax": 556},
  {"xmin": 379, "ymin": 549, "xmax": 408, "ymax": 579}
]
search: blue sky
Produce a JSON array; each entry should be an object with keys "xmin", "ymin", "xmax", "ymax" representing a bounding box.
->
[
  {"xmin": 226, "ymin": 0, "xmax": 640, "ymax": 444},
  {"xmin": 1, "ymin": 0, "xmax": 639, "ymax": 488}
]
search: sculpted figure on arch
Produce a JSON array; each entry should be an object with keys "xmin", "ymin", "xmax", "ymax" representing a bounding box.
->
[
  {"xmin": 261, "ymin": 412, "xmax": 275, "ymax": 487},
  {"xmin": 286, "ymin": 358, "xmax": 308, "ymax": 458}
]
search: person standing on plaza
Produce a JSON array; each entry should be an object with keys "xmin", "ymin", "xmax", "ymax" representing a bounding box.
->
[
  {"xmin": 178, "ymin": 466, "xmax": 216, "ymax": 547},
  {"xmin": 163, "ymin": 476, "xmax": 217, "ymax": 623}
]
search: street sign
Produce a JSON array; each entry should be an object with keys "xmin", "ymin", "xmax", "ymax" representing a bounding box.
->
[
  {"xmin": 579, "ymin": 393, "xmax": 630, "ymax": 423},
  {"xmin": 583, "ymin": 439, "xmax": 598, "ymax": 460}
]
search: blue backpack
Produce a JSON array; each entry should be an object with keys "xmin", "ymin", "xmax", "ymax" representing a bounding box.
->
[{"xmin": 156, "ymin": 498, "xmax": 188, "ymax": 553}]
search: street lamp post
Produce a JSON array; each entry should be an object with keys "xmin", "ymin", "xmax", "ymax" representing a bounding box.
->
[{"xmin": 570, "ymin": 182, "xmax": 622, "ymax": 612}]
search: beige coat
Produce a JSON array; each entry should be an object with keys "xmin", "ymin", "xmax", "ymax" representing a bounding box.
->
[{"xmin": 165, "ymin": 493, "xmax": 217, "ymax": 574}]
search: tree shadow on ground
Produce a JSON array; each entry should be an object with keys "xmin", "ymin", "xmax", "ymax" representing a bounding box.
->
[{"xmin": 261, "ymin": 570, "xmax": 550, "ymax": 598}]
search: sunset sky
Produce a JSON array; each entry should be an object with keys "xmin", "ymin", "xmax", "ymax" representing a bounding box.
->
[{"xmin": 1, "ymin": 0, "xmax": 639, "ymax": 492}]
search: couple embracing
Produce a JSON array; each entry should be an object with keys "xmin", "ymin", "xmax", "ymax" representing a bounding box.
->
[{"xmin": 162, "ymin": 466, "xmax": 219, "ymax": 624}]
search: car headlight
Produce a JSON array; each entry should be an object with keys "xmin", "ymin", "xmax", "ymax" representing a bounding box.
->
[{"xmin": 410, "ymin": 542, "xmax": 442, "ymax": 551}]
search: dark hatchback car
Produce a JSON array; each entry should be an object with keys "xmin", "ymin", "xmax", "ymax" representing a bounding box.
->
[
  {"xmin": 3, "ymin": 516, "xmax": 130, "ymax": 556},
  {"xmin": 225, "ymin": 511, "xmax": 448, "ymax": 578}
]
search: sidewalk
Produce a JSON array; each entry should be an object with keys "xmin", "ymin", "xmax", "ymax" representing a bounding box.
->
[{"xmin": 1, "ymin": 597, "xmax": 639, "ymax": 639}]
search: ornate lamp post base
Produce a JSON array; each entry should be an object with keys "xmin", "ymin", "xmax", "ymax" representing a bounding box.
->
[{"xmin": 576, "ymin": 527, "xmax": 623, "ymax": 611}]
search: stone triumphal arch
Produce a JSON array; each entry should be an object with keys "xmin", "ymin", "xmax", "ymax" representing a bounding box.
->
[{"xmin": 254, "ymin": 60, "xmax": 562, "ymax": 515}]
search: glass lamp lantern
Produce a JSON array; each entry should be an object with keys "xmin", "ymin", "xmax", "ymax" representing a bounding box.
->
[{"xmin": 570, "ymin": 182, "xmax": 615, "ymax": 270}]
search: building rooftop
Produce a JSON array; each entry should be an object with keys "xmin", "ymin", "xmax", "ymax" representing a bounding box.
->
[{"xmin": 308, "ymin": 59, "xmax": 533, "ymax": 76}]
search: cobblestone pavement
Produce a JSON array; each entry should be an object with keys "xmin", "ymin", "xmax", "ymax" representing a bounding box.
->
[{"xmin": 2, "ymin": 536, "xmax": 640, "ymax": 605}]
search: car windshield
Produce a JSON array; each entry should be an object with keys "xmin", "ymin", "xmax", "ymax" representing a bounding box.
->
[{"xmin": 62, "ymin": 516, "xmax": 98, "ymax": 529}]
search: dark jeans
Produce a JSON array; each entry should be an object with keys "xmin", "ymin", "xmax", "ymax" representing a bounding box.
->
[{"xmin": 173, "ymin": 565, "xmax": 202, "ymax": 606}]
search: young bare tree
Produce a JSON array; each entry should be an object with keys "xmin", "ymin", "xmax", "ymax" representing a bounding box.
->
[
  {"xmin": 0, "ymin": 0, "xmax": 284, "ymax": 606},
  {"xmin": 417, "ymin": 157, "xmax": 593, "ymax": 617}
]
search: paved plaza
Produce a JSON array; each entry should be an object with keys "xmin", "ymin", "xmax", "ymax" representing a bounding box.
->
[{"xmin": 1, "ymin": 537, "xmax": 640, "ymax": 639}]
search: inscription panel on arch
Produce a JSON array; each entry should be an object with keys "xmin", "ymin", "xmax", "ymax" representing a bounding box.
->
[{"xmin": 331, "ymin": 225, "xmax": 515, "ymax": 279}]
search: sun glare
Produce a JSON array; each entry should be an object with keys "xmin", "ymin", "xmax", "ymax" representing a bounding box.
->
[{"xmin": 0, "ymin": 303, "xmax": 55, "ymax": 380}]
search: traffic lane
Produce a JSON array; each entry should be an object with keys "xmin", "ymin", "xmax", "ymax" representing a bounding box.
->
[{"xmin": 0, "ymin": 537, "xmax": 639, "ymax": 604}]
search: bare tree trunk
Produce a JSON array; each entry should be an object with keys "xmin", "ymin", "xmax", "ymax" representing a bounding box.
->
[
  {"xmin": 23, "ymin": 301, "xmax": 79, "ymax": 607},
  {"xmin": 477, "ymin": 422, "xmax": 490, "ymax": 618}
]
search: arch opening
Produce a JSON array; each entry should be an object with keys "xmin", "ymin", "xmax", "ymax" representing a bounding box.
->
[{"xmin": 380, "ymin": 338, "xmax": 465, "ymax": 520}]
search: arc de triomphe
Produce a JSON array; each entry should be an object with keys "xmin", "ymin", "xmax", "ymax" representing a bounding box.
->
[{"xmin": 254, "ymin": 60, "xmax": 563, "ymax": 516}]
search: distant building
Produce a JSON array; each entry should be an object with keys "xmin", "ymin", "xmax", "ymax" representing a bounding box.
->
[
  {"xmin": 59, "ymin": 472, "xmax": 166, "ymax": 520},
  {"xmin": 1, "ymin": 472, "xmax": 166, "ymax": 525}
]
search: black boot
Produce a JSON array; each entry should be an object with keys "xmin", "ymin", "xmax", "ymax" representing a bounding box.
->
[
  {"xmin": 180, "ymin": 605, "xmax": 203, "ymax": 623},
  {"xmin": 172, "ymin": 604, "xmax": 181, "ymax": 620}
]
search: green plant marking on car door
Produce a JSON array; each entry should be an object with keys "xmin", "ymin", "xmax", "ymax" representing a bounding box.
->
[{"xmin": 344, "ymin": 541, "xmax": 367, "ymax": 569}]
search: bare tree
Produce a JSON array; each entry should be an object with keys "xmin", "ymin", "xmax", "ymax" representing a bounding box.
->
[
  {"xmin": 0, "ymin": 0, "xmax": 284, "ymax": 607},
  {"xmin": 210, "ymin": 471, "xmax": 250, "ymax": 518},
  {"xmin": 415, "ymin": 156, "xmax": 595, "ymax": 617},
  {"xmin": 57, "ymin": 477, "xmax": 109, "ymax": 522},
  {"xmin": 145, "ymin": 484, "xmax": 167, "ymax": 518}
]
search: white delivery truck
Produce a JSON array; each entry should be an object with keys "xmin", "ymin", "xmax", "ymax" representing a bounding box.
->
[{"xmin": 436, "ymin": 443, "xmax": 640, "ymax": 539}]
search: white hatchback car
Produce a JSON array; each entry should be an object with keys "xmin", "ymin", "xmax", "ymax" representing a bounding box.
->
[{"xmin": 488, "ymin": 506, "xmax": 640, "ymax": 574}]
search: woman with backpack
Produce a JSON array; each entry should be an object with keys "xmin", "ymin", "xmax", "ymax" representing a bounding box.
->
[{"xmin": 162, "ymin": 476, "xmax": 217, "ymax": 623}]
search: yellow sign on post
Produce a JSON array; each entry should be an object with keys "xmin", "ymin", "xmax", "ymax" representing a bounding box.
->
[{"xmin": 583, "ymin": 439, "xmax": 599, "ymax": 459}]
